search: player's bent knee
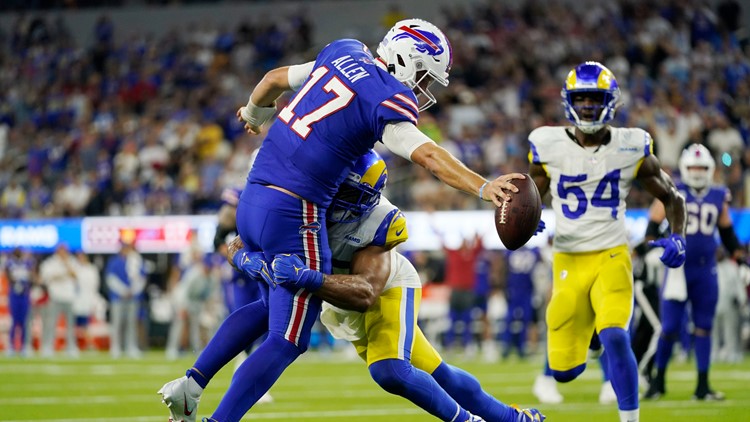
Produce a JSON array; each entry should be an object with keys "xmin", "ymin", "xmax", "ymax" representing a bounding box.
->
[
  {"xmin": 552, "ymin": 363, "xmax": 586, "ymax": 383},
  {"xmin": 369, "ymin": 359, "xmax": 412, "ymax": 395}
]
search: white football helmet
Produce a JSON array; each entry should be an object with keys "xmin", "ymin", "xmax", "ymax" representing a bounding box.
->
[
  {"xmin": 679, "ymin": 143, "xmax": 715, "ymax": 190},
  {"xmin": 377, "ymin": 18, "xmax": 452, "ymax": 111}
]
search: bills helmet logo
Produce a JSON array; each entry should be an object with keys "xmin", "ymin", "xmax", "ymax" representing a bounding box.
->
[
  {"xmin": 299, "ymin": 221, "xmax": 322, "ymax": 234},
  {"xmin": 393, "ymin": 25, "xmax": 445, "ymax": 58}
]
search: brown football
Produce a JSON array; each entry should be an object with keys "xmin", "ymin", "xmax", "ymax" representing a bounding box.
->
[{"xmin": 494, "ymin": 174, "xmax": 542, "ymax": 250}]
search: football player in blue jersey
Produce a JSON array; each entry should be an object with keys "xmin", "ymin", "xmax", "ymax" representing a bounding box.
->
[
  {"xmin": 528, "ymin": 62, "xmax": 687, "ymax": 422},
  {"xmin": 643, "ymin": 143, "xmax": 748, "ymax": 401},
  {"xmin": 159, "ymin": 19, "xmax": 525, "ymax": 422}
]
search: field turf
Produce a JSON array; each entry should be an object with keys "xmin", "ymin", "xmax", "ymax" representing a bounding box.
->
[{"xmin": 2, "ymin": 349, "xmax": 748, "ymax": 421}]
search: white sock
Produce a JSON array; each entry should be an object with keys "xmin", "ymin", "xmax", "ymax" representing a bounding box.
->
[{"xmin": 619, "ymin": 408, "xmax": 638, "ymax": 422}]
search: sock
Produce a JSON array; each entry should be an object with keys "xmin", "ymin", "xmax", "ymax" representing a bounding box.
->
[
  {"xmin": 543, "ymin": 359, "xmax": 554, "ymax": 377},
  {"xmin": 599, "ymin": 327, "xmax": 638, "ymax": 411},
  {"xmin": 654, "ymin": 334, "xmax": 675, "ymax": 372},
  {"xmin": 696, "ymin": 371, "xmax": 709, "ymax": 393},
  {"xmin": 369, "ymin": 359, "xmax": 472, "ymax": 422},
  {"xmin": 619, "ymin": 408, "xmax": 639, "ymax": 422},
  {"xmin": 599, "ymin": 351, "xmax": 610, "ymax": 382},
  {"xmin": 187, "ymin": 300, "xmax": 269, "ymax": 389},
  {"xmin": 211, "ymin": 333, "xmax": 302, "ymax": 422},
  {"xmin": 694, "ymin": 334, "xmax": 711, "ymax": 373},
  {"xmin": 431, "ymin": 362, "xmax": 517, "ymax": 422}
]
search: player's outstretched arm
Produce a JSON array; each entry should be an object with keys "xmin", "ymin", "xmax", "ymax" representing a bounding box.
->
[
  {"xmin": 410, "ymin": 141, "xmax": 523, "ymax": 207},
  {"xmin": 272, "ymin": 246, "xmax": 390, "ymax": 313},
  {"xmin": 381, "ymin": 122, "xmax": 522, "ymax": 207}
]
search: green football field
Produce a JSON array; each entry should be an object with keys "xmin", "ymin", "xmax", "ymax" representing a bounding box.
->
[{"xmin": 2, "ymin": 349, "xmax": 748, "ymax": 421}]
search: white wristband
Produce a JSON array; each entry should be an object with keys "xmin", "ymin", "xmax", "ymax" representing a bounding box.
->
[
  {"xmin": 479, "ymin": 181, "xmax": 490, "ymax": 201},
  {"xmin": 241, "ymin": 100, "xmax": 277, "ymax": 127}
]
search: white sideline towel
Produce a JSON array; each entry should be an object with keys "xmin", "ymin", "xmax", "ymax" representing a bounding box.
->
[{"xmin": 663, "ymin": 266, "xmax": 687, "ymax": 301}]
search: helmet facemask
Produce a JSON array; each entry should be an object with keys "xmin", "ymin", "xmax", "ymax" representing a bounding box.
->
[{"xmin": 328, "ymin": 151, "xmax": 388, "ymax": 224}]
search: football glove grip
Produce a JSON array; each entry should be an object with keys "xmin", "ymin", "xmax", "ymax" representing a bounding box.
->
[
  {"xmin": 240, "ymin": 100, "xmax": 276, "ymax": 128},
  {"xmin": 232, "ymin": 248, "xmax": 275, "ymax": 287},
  {"xmin": 272, "ymin": 254, "xmax": 324, "ymax": 291},
  {"xmin": 649, "ymin": 233, "xmax": 687, "ymax": 268},
  {"xmin": 534, "ymin": 219, "xmax": 546, "ymax": 236}
]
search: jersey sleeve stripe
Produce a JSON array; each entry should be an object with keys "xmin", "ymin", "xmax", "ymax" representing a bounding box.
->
[
  {"xmin": 381, "ymin": 100, "xmax": 418, "ymax": 124},
  {"xmin": 393, "ymin": 93, "xmax": 419, "ymax": 115},
  {"xmin": 644, "ymin": 132, "xmax": 653, "ymax": 157},
  {"xmin": 528, "ymin": 141, "xmax": 541, "ymax": 164}
]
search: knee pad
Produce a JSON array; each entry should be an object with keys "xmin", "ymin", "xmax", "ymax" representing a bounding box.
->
[
  {"xmin": 369, "ymin": 359, "xmax": 410, "ymax": 395},
  {"xmin": 546, "ymin": 289, "xmax": 576, "ymax": 331},
  {"xmin": 553, "ymin": 363, "xmax": 586, "ymax": 383}
]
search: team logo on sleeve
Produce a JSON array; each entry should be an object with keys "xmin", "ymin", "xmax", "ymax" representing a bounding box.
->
[{"xmin": 298, "ymin": 221, "xmax": 322, "ymax": 234}]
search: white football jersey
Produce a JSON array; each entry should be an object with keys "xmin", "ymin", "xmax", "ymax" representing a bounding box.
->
[
  {"xmin": 321, "ymin": 196, "xmax": 421, "ymax": 341},
  {"xmin": 529, "ymin": 126, "xmax": 653, "ymax": 252}
]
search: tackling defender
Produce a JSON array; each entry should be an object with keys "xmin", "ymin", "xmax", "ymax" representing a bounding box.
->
[
  {"xmin": 528, "ymin": 61, "xmax": 686, "ymax": 422},
  {"xmin": 643, "ymin": 143, "xmax": 748, "ymax": 400}
]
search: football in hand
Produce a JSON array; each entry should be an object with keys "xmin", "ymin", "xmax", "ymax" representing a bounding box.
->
[{"xmin": 494, "ymin": 175, "xmax": 542, "ymax": 250}]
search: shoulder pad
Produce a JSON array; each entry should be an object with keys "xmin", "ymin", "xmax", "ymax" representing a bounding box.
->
[{"xmin": 371, "ymin": 209, "xmax": 408, "ymax": 250}]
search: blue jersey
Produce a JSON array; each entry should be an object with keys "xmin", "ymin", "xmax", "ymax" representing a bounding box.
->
[
  {"xmin": 678, "ymin": 183, "xmax": 730, "ymax": 269},
  {"xmin": 4, "ymin": 256, "xmax": 34, "ymax": 296},
  {"xmin": 248, "ymin": 39, "xmax": 418, "ymax": 206},
  {"xmin": 504, "ymin": 248, "xmax": 540, "ymax": 303}
]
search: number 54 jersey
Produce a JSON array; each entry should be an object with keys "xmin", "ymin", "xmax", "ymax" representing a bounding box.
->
[
  {"xmin": 249, "ymin": 39, "xmax": 419, "ymax": 207},
  {"xmin": 528, "ymin": 126, "xmax": 653, "ymax": 253}
]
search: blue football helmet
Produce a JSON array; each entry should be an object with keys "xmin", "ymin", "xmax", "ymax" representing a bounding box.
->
[
  {"xmin": 329, "ymin": 150, "xmax": 388, "ymax": 223},
  {"xmin": 561, "ymin": 61, "xmax": 621, "ymax": 134}
]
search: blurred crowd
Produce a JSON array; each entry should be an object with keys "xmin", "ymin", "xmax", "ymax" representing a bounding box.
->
[{"xmin": 0, "ymin": 0, "xmax": 749, "ymax": 219}]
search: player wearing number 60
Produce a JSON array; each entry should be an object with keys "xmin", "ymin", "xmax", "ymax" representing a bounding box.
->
[
  {"xmin": 162, "ymin": 19, "xmax": 523, "ymax": 422},
  {"xmin": 527, "ymin": 61, "xmax": 686, "ymax": 422}
]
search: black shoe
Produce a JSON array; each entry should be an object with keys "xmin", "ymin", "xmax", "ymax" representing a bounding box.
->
[
  {"xmin": 693, "ymin": 390, "xmax": 725, "ymax": 401},
  {"xmin": 642, "ymin": 383, "xmax": 664, "ymax": 400}
]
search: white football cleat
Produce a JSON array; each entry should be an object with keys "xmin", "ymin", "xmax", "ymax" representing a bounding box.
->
[
  {"xmin": 532, "ymin": 375, "xmax": 563, "ymax": 404},
  {"xmin": 158, "ymin": 376, "xmax": 203, "ymax": 422},
  {"xmin": 599, "ymin": 380, "xmax": 618, "ymax": 405}
]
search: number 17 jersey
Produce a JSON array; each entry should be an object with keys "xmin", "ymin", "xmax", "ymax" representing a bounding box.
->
[
  {"xmin": 528, "ymin": 126, "xmax": 653, "ymax": 252},
  {"xmin": 248, "ymin": 39, "xmax": 419, "ymax": 207}
]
